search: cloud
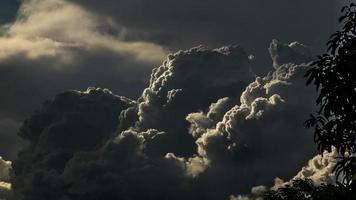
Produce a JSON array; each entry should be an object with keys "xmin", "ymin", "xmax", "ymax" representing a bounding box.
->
[
  {"xmin": 68, "ymin": 0, "xmax": 343, "ymax": 74},
  {"xmin": 125, "ymin": 45, "xmax": 253, "ymax": 156},
  {"xmin": 0, "ymin": 157, "xmax": 12, "ymax": 199},
  {"xmin": 61, "ymin": 129, "xmax": 192, "ymax": 200},
  {"xmin": 11, "ymin": 87, "xmax": 133, "ymax": 199},
  {"xmin": 3, "ymin": 0, "xmax": 166, "ymax": 63},
  {"xmin": 0, "ymin": 0, "xmax": 167, "ymax": 118},
  {"xmin": 287, "ymin": 148, "xmax": 337, "ymax": 187},
  {"xmin": 167, "ymin": 40, "xmax": 318, "ymax": 198},
  {"xmin": 0, "ymin": 157, "xmax": 11, "ymax": 182},
  {"xmin": 0, "ymin": 0, "xmax": 169, "ymax": 159},
  {"xmin": 0, "ymin": 119, "xmax": 24, "ymax": 160},
  {"xmin": 10, "ymin": 40, "xmax": 328, "ymax": 200},
  {"xmin": 229, "ymin": 148, "xmax": 338, "ymax": 200}
]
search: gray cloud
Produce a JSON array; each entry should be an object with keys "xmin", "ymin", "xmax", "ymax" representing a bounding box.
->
[
  {"xmin": 0, "ymin": 0, "xmax": 346, "ymax": 199},
  {"xmin": 68, "ymin": 0, "xmax": 343, "ymax": 74},
  {"xmin": 62, "ymin": 129, "xmax": 191, "ymax": 200},
  {"xmin": 166, "ymin": 40, "xmax": 319, "ymax": 198},
  {"xmin": 0, "ymin": 0, "xmax": 168, "ymax": 159},
  {"xmin": 9, "ymin": 40, "xmax": 326, "ymax": 200},
  {"xmin": 128, "ymin": 45, "xmax": 253, "ymax": 156},
  {"xmin": 11, "ymin": 87, "xmax": 133, "ymax": 200},
  {"xmin": 1, "ymin": 24, "xmax": 336, "ymax": 200},
  {"xmin": 0, "ymin": 119, "xmax": 24, "ymax": 160}
]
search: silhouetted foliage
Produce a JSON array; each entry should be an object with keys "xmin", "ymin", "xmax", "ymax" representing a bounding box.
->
[
  {"xmin": 263, "ymin": 179, "xmax": 355, "ymax": 200},
  {"xmin": 305, "ymin": 3, "xmax": 356, "ymax": 186}
]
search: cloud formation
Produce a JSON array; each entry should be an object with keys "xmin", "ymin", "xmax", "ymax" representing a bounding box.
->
[
  {"xmin": 229, "ymin": 149, "xmax": 338, "ymax": 200},
  {"xmin": 5, "ymin": 39, "xmax": 331, "ymax": 200},
  {"xmin": 0, "ymin": 0, "xmax": 168, "ymax": 159},
  {"xmin": 168, "ymin": 41, "xmax": 318, "ymax": 197},
  {"xmin": 11, "ymin": 87, "xmax": 133, "ymax": 200},
  {"xmin": 129, "ymin": 45, "xmax": 253, "ymax": 156},
  {"xmin": 0, "ymin": 1, "xmax": 346, "ymax": 199}
]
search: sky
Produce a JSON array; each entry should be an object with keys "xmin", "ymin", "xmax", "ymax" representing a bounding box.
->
[{"xmin": 0, "ymin": 0, "xmax": 349, "ymax": 199}]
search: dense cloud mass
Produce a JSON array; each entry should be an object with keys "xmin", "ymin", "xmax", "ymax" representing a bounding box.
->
[
  {"xmin": 3, "ymin": 39, "xmax": 332, "ymax": 200},
  {"xmin": 0, "ymin": 0, "xmax": 345, "ymax": 199},
  {"xmin": 0, "ymin": 119, "xmax": 23, "ymax": 160},
  {"xmin": 11, "ymin": 88, "xmax": 133, "ymax": 200},
  {"xmin": 129, "ymin": 45, "xmax": 253, "ymax": 156},
  {"xmin": 165, "ymin": 40, "xmax": 318, "ymax": 198}
]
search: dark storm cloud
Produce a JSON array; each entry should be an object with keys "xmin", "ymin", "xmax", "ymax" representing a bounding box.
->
[
  {"xmin": 68, "ymin": 0, "xmax": 343, "ymax": 73},
  {"xmin": 162, "ymin": 40, "xmax": 319, "ymax": 198},
  {"xmin": 0, "ymin": 0, "xmax": 344, "ymax": 199},
  {"xmin": 128, "ymin": 45, "xmax": 253, "ymax": 156},
  {"xmin": 0, "ymin": 119, "xmax": 24, "ymax": 160},
  {"xmin": 11, "ymin": 88, "xmax": 133, "ymax": 200},
  {"xmin": 6, "ymin": 40, "xmax": 335, "ymax": 200}
]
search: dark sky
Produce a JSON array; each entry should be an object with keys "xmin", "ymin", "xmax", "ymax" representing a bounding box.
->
[
  {"xmin": 0, "ymin": 1, "xmax": 19, "ymax": 24},
  {"xmin": 0, "ymin": 0, "xmax": 350, "ymax": 199}
]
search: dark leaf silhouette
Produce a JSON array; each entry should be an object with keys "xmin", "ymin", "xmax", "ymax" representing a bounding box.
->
[{"xmin": 305, "ymin": 3, "xmax": 356, "ymax": 186}]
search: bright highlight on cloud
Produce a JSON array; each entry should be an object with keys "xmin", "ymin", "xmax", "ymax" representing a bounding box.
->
[
  {"xmin": 1, "ymin": 0, "xmax": 166, "ymax": 63},
  {"xmin": 0, "ymin": 157, "xmax": 12, "ymax": 198}
]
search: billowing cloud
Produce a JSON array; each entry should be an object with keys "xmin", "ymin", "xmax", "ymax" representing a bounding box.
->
[
  {"xmin": 129, "ymin": 45, "xmax": 253, "ymax": 156},
  {"xmin": 229, "ymin": 148, "xmax": 338, "ymax": 200},
  {"xmin": 287, "ymin": 148, "xmax": 337, "ymax": 187},
  {"xmin": 0, "ymin": 0, "xmax": 168, "ymax": 159},
  {"xmin": 11, "ymin": 87, "xmax": 133, "ymax": 199},
  {"xmin": 9, "ymin": 39, "xmax": 328, "ymax": 200},
  {"xmin": 166, "ymin": 40, "xmax": 318, "ymax": 198}
]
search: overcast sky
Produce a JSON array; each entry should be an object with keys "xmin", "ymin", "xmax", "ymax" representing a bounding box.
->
[{"xmin": 0, "ymin": 0, "xmax": 350, "ymax": 199}]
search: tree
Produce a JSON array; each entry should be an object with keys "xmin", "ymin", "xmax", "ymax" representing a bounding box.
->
[
  {"xmin": 263, "ymin": 179, "xmax": 355, "ymax": 200},
  {"xmin": 305, "ymin": 3, "xmax": 356, "ymax": 186}
]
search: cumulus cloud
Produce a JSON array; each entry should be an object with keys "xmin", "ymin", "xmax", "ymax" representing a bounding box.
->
[
  {"xmin": 229, "ymin": 148, "xmax": 338, "ymax": 200},
  {"xmin": 287, "ymin": 148, "xmax": 337, "ymax": 187},
  {"xmin": 165, "ymin": 40, "xmax": 318, "ymax": 198},
  {"xmin": 11, "ymin": 87, "xmax": 133, "ymax": 199},
  {"xmin": 9, "ymin": 40, "xmax": 328, "ymax": 200},
  {"xmin": 126, "ymin": 45, "xmax": 253, "ymax": 156},
  {"xmin": 61, "ymin": 129, "xmax": 192, "ymax": 200},
  {"xmin": 0, "ymin": 0, "xmax": 345, "ymax": 199}
]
